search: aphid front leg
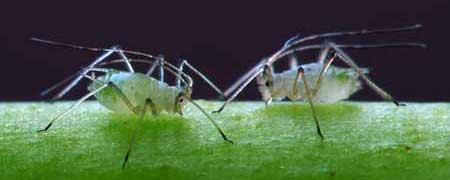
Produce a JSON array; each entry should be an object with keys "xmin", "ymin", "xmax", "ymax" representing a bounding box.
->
[
  {"xmin": 176, "ymin": 59, "xmax": 225, "ymax": 98},
  {"xmin": 326, "ymin": 41, "xmax": 405, "ymax": 106},
  {"xmin": 257, "ymin": 64, "xmax": 274, "ymax": 105},
  {"xmin": 122, "ymin": 98, "xmax": 157, "ymax": 170},
  {"xmin": 294, "ymin": 67, "xmax": 324, "ymax": 140}
]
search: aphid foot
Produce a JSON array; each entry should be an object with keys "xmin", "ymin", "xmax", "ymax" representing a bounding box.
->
[
  {"xmin": 217, "ymin": 94, "xmax": 226, "ymax": 101},
  {"xmin": 393, "ymin": 100, "xmax": 407, "ymax": 106},
  {"xmin": 122, "ymin": 151, "xmax": 131, "ymax": 170},
  {"xmin": 317, "ymin": 127, "xmax": 324, "ymax": 141},
  {"xmin": 225, "ymin": 139, "xmax": 234, "ymax": 144},
  {"xmin": 37, "ymin": 123, "xmax": 53, "ymax": 133},
  {"xmin": 212, "ymin": 106, "xmax": 224, "ymax": 114}
]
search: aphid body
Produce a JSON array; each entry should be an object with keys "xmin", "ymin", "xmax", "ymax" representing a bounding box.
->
[
  {"xmin": 258, "ymin": 63, "xmax": 368, "ymax": 103},
  {"xmin": 215, "ymin": 24, "xmax": 426, "ymax": 140},
  {"xmin": 31, "ymin": 38, "xmax": 232, "ymax": 169},
  {"xmin": 89, "ymin": 70, "xmax": 187, "ymax": 115}
]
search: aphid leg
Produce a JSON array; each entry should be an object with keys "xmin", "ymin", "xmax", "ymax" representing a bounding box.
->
[
  {"xmin": 116, "ymin": 50, "xmax": 135, "ymax": 73},
  {"xmin": 84, "ymin": 68, "xmax": 143, "ymax": 114},
  {"xmin": 37, "ymin": 82, "xmax": 109, "ymax": 132},
  {"xmin": 326, "ymin": 41, "xmax": 405, "ymax": 106},
  {"xmin": 187, "ymin": 98, "xmax": 233, "ymax": 144},
  {"xmin": 107, "ymin": 82, "xmax": 141, "ymax": 114},
  {"xmin": 289, "ymin": 55, "xmax": 299, "ymax": 70},
  {"xmin": 177, "ymin": 59, "xmax": 226, "ymax": 98},
  {"xmin": 50, "ymin": 47, "xmax": 117, "ymax": 100},
  {"xmin": 40, "ymin": 70, "xmax": 82, "ymax": 97},
  {"xmin": 158, "ymin": 55, "xmax": 165, "ymax": 82},
  {"xmin": 223, "ymin": 59, "xmax": 266, "ymax": 97},
  {"xmin": 262, "ymin": 64, "xmax": 274, "ymax": 105},
  {"xmin": 176, "ymin": 59, "xmax": 186, "ymax": 88},
  {"xmin": 145, "ymin": 58, "xmax": 160, "ymax": 76},
  {"xmin": 312, "ymin": 46, "xmax": 338, "ymax": 96},
  {"xmin": 294, "ymin": 67, "xmax": 324, "ymax": 140},
  {"xmin": 90, "ymin": 72, "xmax": 96, "ymax": 79},
  {"xmin": 212, "ymin": 68, "xmax": 264, "ymax": 114},
  {"xmin": 122, "ymin": 98, "xmax": 157, "ymax": 170}
]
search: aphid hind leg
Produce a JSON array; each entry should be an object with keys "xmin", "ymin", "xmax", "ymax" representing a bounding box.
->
[
  {"xmin": 107, "ymin": 82, "xmax": 141, "ymax": 114},
  {"xmin": 49, "ymin": 48, "xmax": 116, "ymax": 100},
  {"xmin": 84, "ymin": 70, "xmax": 145, "ymax": 114},
  {"xmin": 122, "ymin": 98, "xmax": 157, "ymax": 170},
  {"xmin": 38, "ymin": 71, "xmax": 141, "ymax": 132},
  {"xmin": 312, "ymin": 46, "xmax": 338, "ymax": 97},
  {"xmin": 326, "ymin": 42, "xmax": 405, "ymax": 106},
  {"xmin": 262, "ymin": 64, "xmax": 274, "ymax": 105},
  {"xmin": 294, "ymin": 67, "xmax": 324, "ymax": 140},
  {"xmin": 37, "ymin": 81, "xmax": 109, "ymax": 132}
]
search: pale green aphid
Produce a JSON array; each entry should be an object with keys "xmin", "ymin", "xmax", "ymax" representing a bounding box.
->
[
  {"xmin": 31, "ymin": 38, "xmax": 233, "ymax": 170},
  {"xmin": 214, "ymin": 24, "xmax": 426, "ymax": 140},
  {"xmin": 88, "ymin": 69, "xmax": 186, "ymax": 115}
]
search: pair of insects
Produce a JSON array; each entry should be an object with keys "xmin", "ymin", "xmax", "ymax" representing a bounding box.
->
[{"xmin": 33, "ymin": 24, "xmax": 425, "ymax": 169}]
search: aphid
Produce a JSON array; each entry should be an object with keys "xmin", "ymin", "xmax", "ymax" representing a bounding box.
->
[
  {"xmin": 213, "ymin": 24, "xmax": 426, "ymax": 140},
  {"xmin": 31, "ymin": 38, "xmax": 233, "ymax": 169}
]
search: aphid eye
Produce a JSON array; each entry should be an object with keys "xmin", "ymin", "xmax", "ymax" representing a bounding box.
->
[
  {"xmin": 265, "ymin": 81, "xmax": 270, "ymax": 87},
  {"xmin": 178, "ymin": 97, "xmax": 185, "ymax": 103}
]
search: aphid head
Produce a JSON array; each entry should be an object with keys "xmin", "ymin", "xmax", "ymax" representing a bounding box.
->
[
  {"xmin": 174, "ymin": 87, "xmax": 192, "ymax": 115},
  {"xmin": 256, "ymin": 64, "xmax": 273, "ymax": 101}
]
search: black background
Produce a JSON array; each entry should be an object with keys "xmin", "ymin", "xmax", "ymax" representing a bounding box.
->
[{"xmin": 2, "ymin": 1, "xmax": 449, "ymax": 102}]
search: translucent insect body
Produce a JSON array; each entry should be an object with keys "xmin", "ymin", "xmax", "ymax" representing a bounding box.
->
[
  {"xmin": 215, "ymin": 24, "xmax": 426, "ymax": 140},
  {"xmin": 31, "ymin": 39, "xmax": 233, "ymax": 169}
]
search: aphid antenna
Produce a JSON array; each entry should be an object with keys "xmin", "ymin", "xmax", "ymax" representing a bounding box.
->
[
  {"xmin": 283, "ymin": 24, "xmax": 422, "ymax": 50},
  {"xmin": 30, "ymin": 38, "xmax": 162, "ymax": 61}
]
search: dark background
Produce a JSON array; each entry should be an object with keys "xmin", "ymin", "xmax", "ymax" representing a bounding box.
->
[{"xmin": 2, "ymin": 1, "xmax": 449, "ymax": 102}]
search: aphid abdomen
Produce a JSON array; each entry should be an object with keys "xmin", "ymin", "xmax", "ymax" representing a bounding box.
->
[
  {"xmin": 313, "ymin": 66, "xmax": 368, "ymax": 103},
  {"xmin": 271, "ymin": 70, "xmax": 300, "ymax": 100},
  {"xmin": 267, "ymin": 63, "xmax": 368, "ymax": 103},
  {"xmin": 88, "ymin": 70, "xmax": 182, "ymax": 114},
  {"xmin": 270, "ymin": 63, "xmax": 323, "ymax": 101}
]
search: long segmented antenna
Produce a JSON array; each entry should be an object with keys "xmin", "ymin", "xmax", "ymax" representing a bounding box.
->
[
  {"xmin": 285, "ymin": 24, "xmax": 422, "ymax": 51},
  {"xmin": 31, "ymin": 38, "xmax": 188, "ymax": 98},
  {"xmin": 217, "ymin": 24, "xmax": 425, "ymax": 113},
  {"xmin": 31, "ymin": 38, "xmax": 161, "ymax": 60},
  {"xmin": 31, "ymin": 38, "xmax": 199, "ymax": 88}
]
